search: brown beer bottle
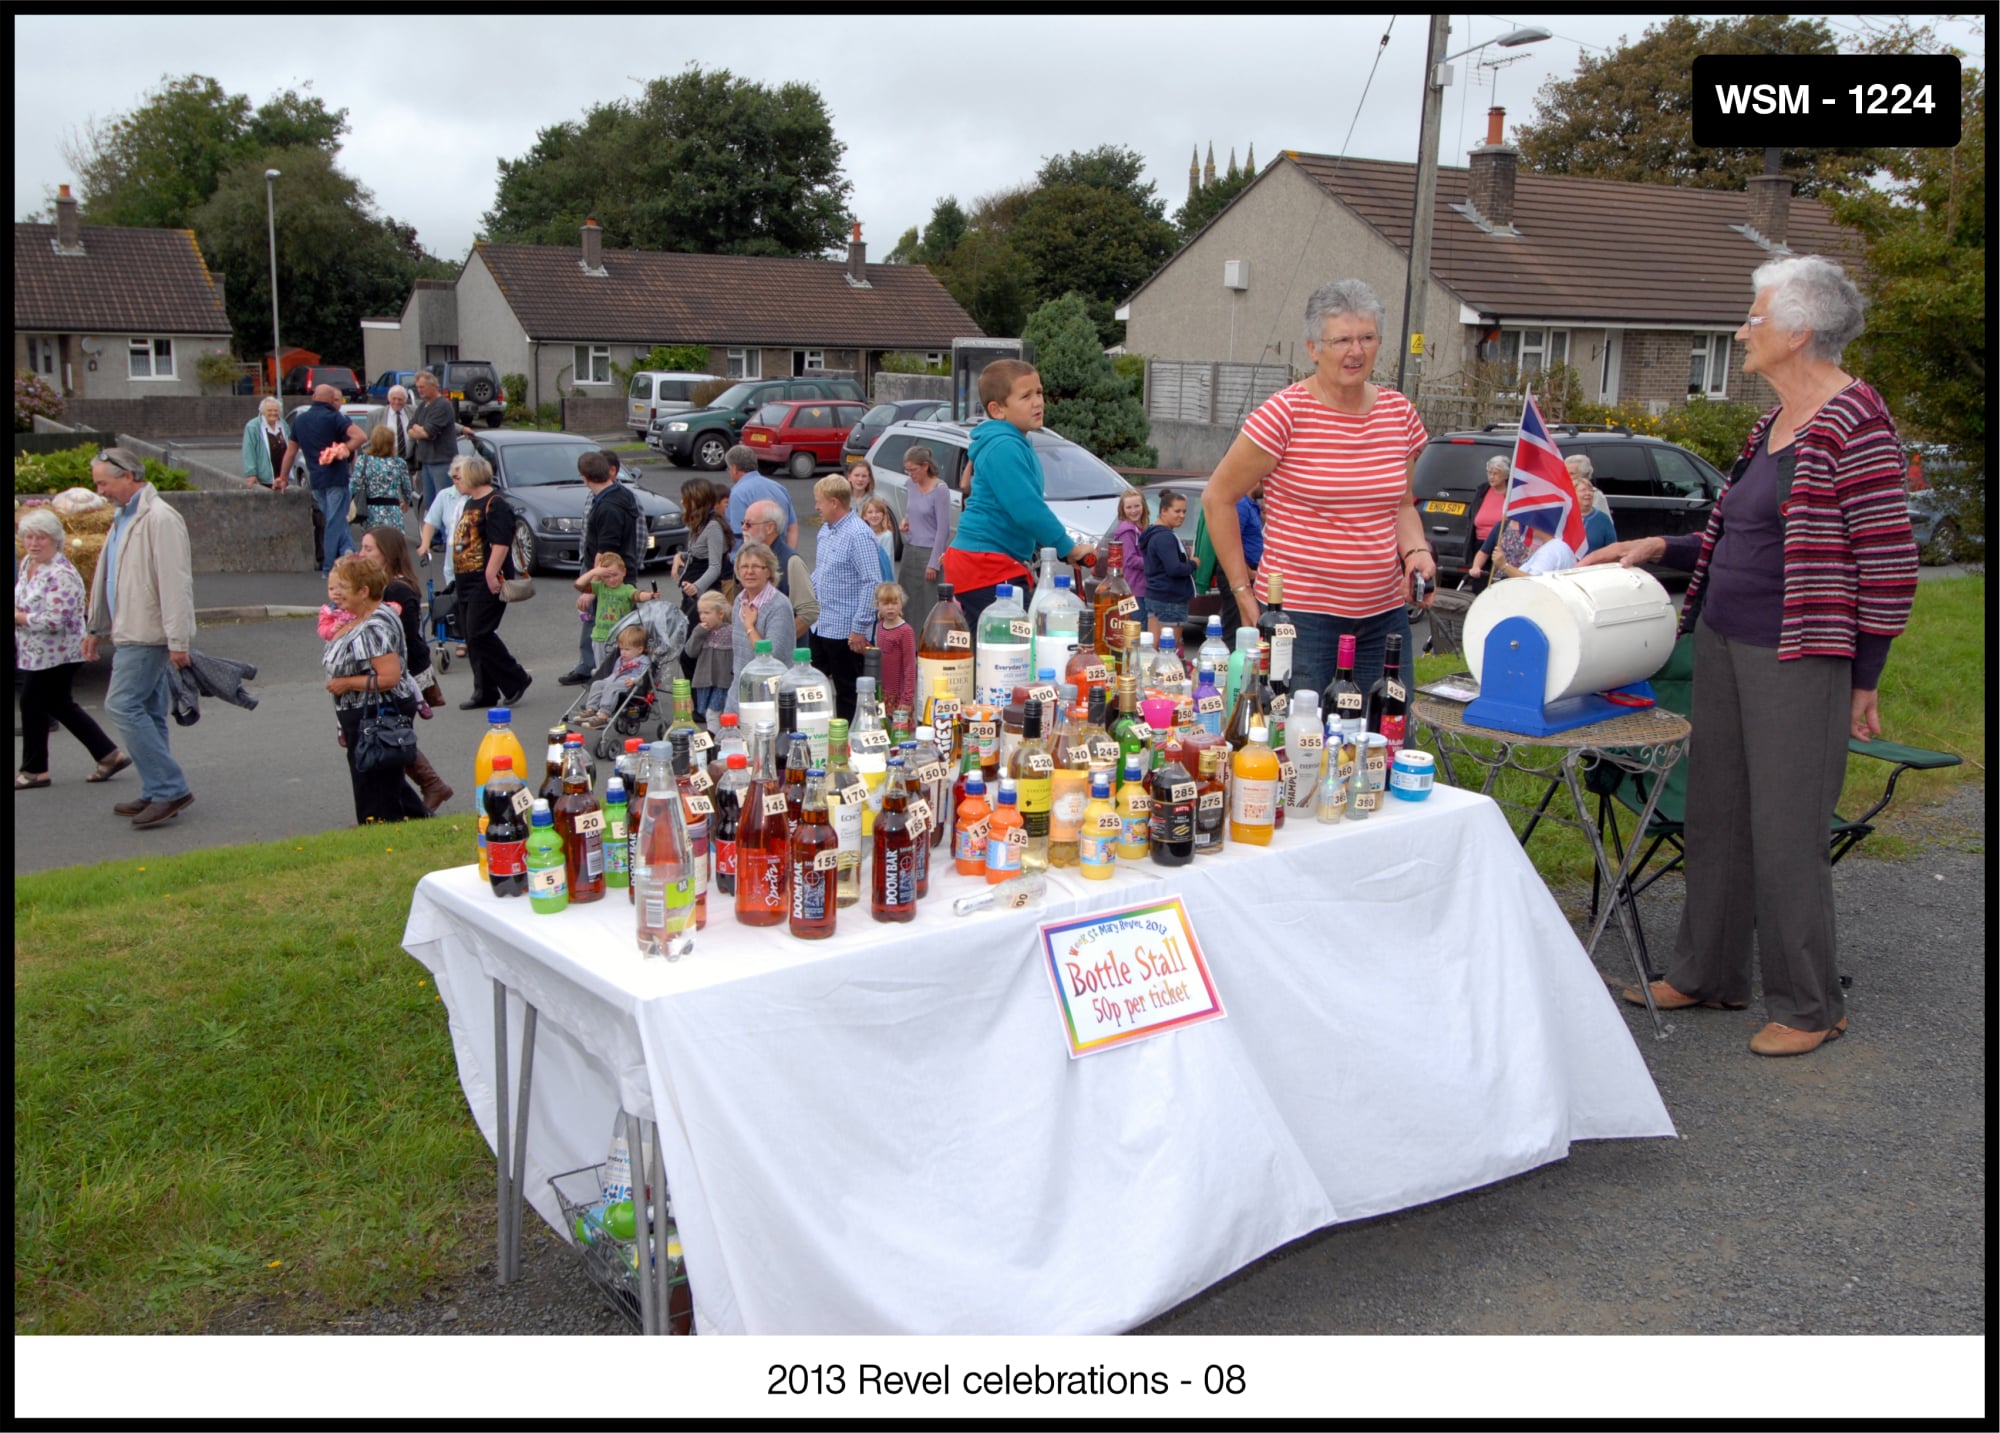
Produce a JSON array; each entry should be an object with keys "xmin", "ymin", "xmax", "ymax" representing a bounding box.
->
[{"xmin": 788, "ymin": 767, "xmax": 838, "ymax": 940}]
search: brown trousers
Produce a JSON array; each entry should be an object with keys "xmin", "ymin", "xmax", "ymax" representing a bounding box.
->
[{"xmin": 1666, "ymin": 618, "xmax": 1851, "ymax": 1032}]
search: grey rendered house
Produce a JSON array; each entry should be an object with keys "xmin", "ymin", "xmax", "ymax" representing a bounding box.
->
[
  {"xmin": 1120, "ymin": 108, "xmax": 1857, "ymax": 425},
  {"xmin": 364, "ymin": 222, "xmax": 979, "ymax": 406},
  {"xmin": 14, "ymin": 186, "xmax": 234, "ymax": 399}
]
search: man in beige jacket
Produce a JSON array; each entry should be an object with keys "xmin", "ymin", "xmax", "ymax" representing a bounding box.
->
[{"xmin": 84, "ymin": 448, "xmax": 197, "ymax": 828}]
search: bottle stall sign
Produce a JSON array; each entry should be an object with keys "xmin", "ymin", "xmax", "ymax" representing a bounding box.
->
[{"xmin": 1038, "ymin": 897, "xmax": 1224, "ymax": 1059}]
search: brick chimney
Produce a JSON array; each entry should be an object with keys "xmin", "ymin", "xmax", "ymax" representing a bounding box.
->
[
  {"xmin": 54, "ymin": 183, "xmax": 84, "ymax": 255},
  {"xmin": 579, "ymin": 217, "xmax": 604, "ymax": 275},
  {"xmin": 1746, "ymin": 149, "xmax": 1792, "ymax": 247},
  {"xmin": 846, "ymin": 221, "xmax": 868, "ymax": 286},
  {"xmin": 1466, "ymin": 108, "xmax": 1519, "ymax": 231}
]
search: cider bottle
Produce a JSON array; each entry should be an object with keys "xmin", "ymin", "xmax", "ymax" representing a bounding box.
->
[
  {"xmin": 788, "ymin": 768, "xmax": 838, "ymax": 940},
  {"xmin": 871, "ymin": 757, "xmax": 917, "ymax": 923},
  {"xmin": 1193, "ymin": 746, "xmax": 1227, "ymax": 856},
  {"xmin": 669, "ymin": 732, "xmax": 711, "ymax": 930},
  {"xmin": 916, "ymin": 582, "xmax": 976, "ymax": 721},
  {"xmin": 735, "ymin": 721, "xmax": 789, "ymax": 927},
  {"xmin": 634, "ymin": 744, "xmax": 697, "ymax": 959},
  {"xmin": 553, "ymin": 735, "xmax": 606, "ymax": 903}
]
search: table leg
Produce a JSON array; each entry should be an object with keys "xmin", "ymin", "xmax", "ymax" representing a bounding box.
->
[
  {"xmin": 651, "ymin": 1121, "xmax": 674, "ymax": 1333},
  {"xmin": 491, "ymin": 980, "xmax": 513, "ymax": 1284},
  {"xmin": 1563, "ymin": 758, "xmax": 1667, "ymax": 1038},
  {"xmin": 623, "ymin": 1110, "xmax": 657, "ymax": 1335},
  {"xmin": 507, "ymin": 1005, "xmax": 538, "ymax": 1284},
  {"xmin": 1515, "ymin": 776, "xmax": 1563, "ymax": 847}
]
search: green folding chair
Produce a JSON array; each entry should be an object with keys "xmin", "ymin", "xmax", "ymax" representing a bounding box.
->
[{"xmin": 1588, "ymin": 632, "xmax": 1962, "ymax": 982}]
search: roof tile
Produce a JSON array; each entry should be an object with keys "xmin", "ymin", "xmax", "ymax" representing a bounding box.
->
[{"xmin": 14, "ymin": 223, "xmax": 232, "ymax": 335}]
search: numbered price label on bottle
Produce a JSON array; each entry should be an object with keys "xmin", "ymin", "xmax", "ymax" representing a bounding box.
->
[
  {"xmin": 1090, "ymin": 811, "xmax": 1124, "ymax": 835},
  {"xmin": 1197, "ymin": 791, "xmax": 1225, "ymax": 814},
  {"xmin": 1005, "ymin": 827, "xmax": 1029, "ymax": 848},
  {"xmin": 930, "ymin": 697, "xmax": 962, "ymax": 722},
  {"xmin": 795, "ymin": 686, "xmax": 827, "ymax": 706},
  {"xmin": 1169, "ymin": 782, "xmax": 1198, "ymax": 805},
  {"xmin": 571, "ymin": 810, "xmax": 605, "ymax": 837},
  {"xmin": 945, "ymin": 630, "xmax": 971, "ymax": 650},
  {"xmin": 688, "ymin": 730, "xmax": 714, "ymax": 753},
  {"xmin": 1008, "ymin": 620, "xmax": 1032, "ymax": 639},
  {"xmin": 1025, "ymin": 753, "xmax": 1054, "ymax": 776},
  {"xmin": 833, "ymin": 783, "xmax": 866, "ymax": 806},
  {"xmin": 1274, "ymin": 622, "xmax": 1296, "ymax": 640},
  {"xmin": 1196, "ymin": 695, "xmax": 1224, "ymax": 716},
  {"xmin": 762, "ymin": 793, "xmax": 789, "ymax": 817},
  {"xmin": 812, "ymin": 850, "xmax": 841, "ymax": 872},
  {"xmin": 1083, "ymin": 664, "xmax": 1110, "ymax": 685},
  {"xmin": 1295, "ymin": 729, "xmax": 1325, "ymax": 751},
  {"xmin": 1114, "ymin": 596, "xmax": 1140, "ymax": 618},
  {"xmin": 686, "ymin": 768, "xmax": 713, "ymax": 793},
  {"xmin": 1386, "ymin": 680, "xmax": 1406, "ymax": 704},
  {"xmin": 1064, "ymin": 745, "xmax": 1092, "ymax": 766},
  {"xmin": 1028, "ymin": 684, "xmax": 1058, "ymax": 707},
  {"xmin": 914, "ymin": 762, "xmax": 950, "ymax": 786},
  {"xmin": 1089, "ymin": 739, "xmax": 1120, "ymax": 765},
  {"xmin": 907, "ymin": 798, "xmax": 933, "ymax": 835},
  {"xmin": 853, "ymin": 729, "xmax": 893, "ymax": 752},
  {"xmin": 510, "ymin": 787, "xmax": 535, "ymax": 816},
  {"xmin": 684, "ymin": 795, "xmax": 714, "ymax": 817}
]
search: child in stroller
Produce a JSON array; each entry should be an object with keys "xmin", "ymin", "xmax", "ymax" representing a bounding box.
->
[
  {"xmin": 577, "ymin": 624, "xmax": 649, "ymax": 727},
  {"xmin": 563, "ymin": 598, "xmax": 689, "ymax": 757}
]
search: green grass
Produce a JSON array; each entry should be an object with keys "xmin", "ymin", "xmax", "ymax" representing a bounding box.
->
[
  {"xmin": 15, "ymin": 818, "xmax": 494, "ymax": 1334},
  {"xmin": 1413, "ymin": 573, "xmax": 1985, "ymax": 883}
]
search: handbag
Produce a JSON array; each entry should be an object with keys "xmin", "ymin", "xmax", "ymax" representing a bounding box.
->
[
  {"xmin": 499, "ymin": 575, "xmax": 536, "ymax": 602},
  {"xmin": 353, "ymin": 672, "xmax": 418, "ymax": 774}
]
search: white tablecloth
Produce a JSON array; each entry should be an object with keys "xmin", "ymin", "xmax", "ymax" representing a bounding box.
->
[{"xmin": 403, "ymin": 784, "xmax": 1673, "ymax": 1334}]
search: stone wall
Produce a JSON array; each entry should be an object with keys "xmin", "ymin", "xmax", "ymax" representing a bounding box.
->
[
  {"xmin": 1144, "ymin": 418, "xmax": 1236, "ymax": 474},
  {"xmin": 57, "ymin": 396, "xmax": 273, "ymax": 438},
  {"xmin": 161, "ymin": 488, "xmax": 321, "ymax": 573},
  {"xmin": 872, "ymin": 373, "xmax": 950, "ymax": 404},
  {"xmin": 557, "ymin": 397, "xmax": 629, "ymax": 432}
]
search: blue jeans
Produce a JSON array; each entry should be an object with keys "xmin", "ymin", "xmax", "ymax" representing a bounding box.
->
[
  {"xmin": 1288, "ymin": 605, "xmax": 1414, "ymax": 714},
  {"xmin": 314, "ymin": 484, "xmax": 357, "ymax": 571},
  {"xmin": 1145, "ymin": 597, "xmax": 1189, "ymax": 631},
  {"xmin": 104, "ymin": 643, "xmax": 190, "ymax": 803},
  {"xmin": 420, "ymin": 461, "xmax": 452, "ymax": 520}
]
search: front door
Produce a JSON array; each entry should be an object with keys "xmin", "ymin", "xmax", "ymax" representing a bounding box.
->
[{"xmin": 1597, "ymin": 331, "xmax": 1623, "ymax": 405}]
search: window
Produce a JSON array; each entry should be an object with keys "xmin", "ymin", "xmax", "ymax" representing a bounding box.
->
[
  {"xmin": 1582, "ymin": 444, "xmax": 1653, "ymax": 500},
  {"xmin": 1499, "ymin": 328, "xmax": 1569, "ymax": 378},
  {"xmin": 727, "ymin": 348, "xmax": 762, "ymax": 379},
  {"xmin": 573, "ymin": 344, "xmax": 610, "ymax": 385},
  {"xmin": 924, "ymin": 352, "xmax": 945, "ymax": 368},
  {"xmin": 1688, "ymin": 334, "xmax": 1730, "ymax": 398},
  {"xmin": 1652, "ymin": 445, "xmax": 1717, "ymax": 498},
  {"xmin": 25, "ymin": 336, "xmax": 58, "ymax": 379},
  {"xmin": 128, "ymin": 337, "xmax": 175, "ymax": 380},
  {"xmin": 799, "ymin": 350, "xmax": 825, "ymax": 371}
]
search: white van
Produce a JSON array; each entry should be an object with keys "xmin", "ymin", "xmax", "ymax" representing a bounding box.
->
[{"xmin": 627, "ymin": 371, "xmax": 712, "ymax": 439}]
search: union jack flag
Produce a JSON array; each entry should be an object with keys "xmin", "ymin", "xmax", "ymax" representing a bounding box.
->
[{"xmin": 1503, "ymin": 394, "xmax": 1586, "ymax": 553}]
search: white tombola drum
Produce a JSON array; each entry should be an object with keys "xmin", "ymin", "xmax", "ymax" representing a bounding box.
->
[{"xmin": 1462, "ymin": 566, "xmax": 1678, "ymax": 704}]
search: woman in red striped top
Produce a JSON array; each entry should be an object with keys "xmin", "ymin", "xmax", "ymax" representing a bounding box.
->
[
  {"xmin": 1585, "ymin": 255, "xmax": 1918, "ymax": 1059},
  {"xmin": 1201, "ymin": 279, "xmax": 1436, "ymax": 700}
]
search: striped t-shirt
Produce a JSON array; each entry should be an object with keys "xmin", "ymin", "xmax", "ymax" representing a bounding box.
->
[{"xmin": 1240, "ymin": 384, "xmax": 1428, "ymax": 617}]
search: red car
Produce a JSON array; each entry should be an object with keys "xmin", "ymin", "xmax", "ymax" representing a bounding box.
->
[{"xmin": 738, "ymin": 399, "xmax": 870, "ymax": 480}]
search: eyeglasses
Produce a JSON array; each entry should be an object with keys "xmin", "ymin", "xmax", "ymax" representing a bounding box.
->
[
  {"xmin": 1312, "ymin": 334, "xmax": 1381, "ymax": 353},
  {"xmin": 1740, "ymin": 315, "xmax": 1770, "ymax": 329},
  {"xmin": 94, "ymin": 450, "xmax": 141, "ymax": 476}
]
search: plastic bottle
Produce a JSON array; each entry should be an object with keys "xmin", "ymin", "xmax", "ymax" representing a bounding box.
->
[
  {"xmin": 788, "ymin": 768, "xmax": 838, "ymax": 939},
  {"xmin": 1033, "ymin": 571, "xmax": 1084, "ymax": 688},
  {"xmin": 474, "ymin": 708, "xmax": 529, "ymax": 881},
  {"xmin": 915, "ymin": 582, "xmax": 975, "ymax": 723},
  {"xmin": 633, "ymin": 744, "xmax": 696, "ymax": 959},
  {"xmin": 1193, "ymin": 659, "xmax": 1225, "ymax": 737},
  {"xmin": 483, "ymin": 755, "xmax": 530, "ymax": 896},
  {"xmin": 553, "ymin": 735, "xmax": 606, "ymax": 903},
  {"xmin": 715, "ymin": 711, "xmax": 746, "ymax": 766},
  {"xmin": 617, "ymin": 738, "xmax": 646, "ymax": 897},
  {"xmin": 871, "ymin": 757, "xmax": 917, "ymax": 922},
  {"xmin": 975, "ymin": 584, "xmax": 1033, "ymax": 706},
  {"xmin": 1285, "ymin": 690, "xmax": 1324, "ymax": 819},
  {"xmin": 954, "ymin": 774, "xmax": 992, "ymax": 876},
  {"xmin": 1153, "ymin": 628, "xmax": 1189, "ymax": 701},
  {"xmin": 1148, "ymin": 741, "xmax": 1196, "ymax": 867},
  {"xmin": 1224, "ymin": 626, "xmax": 1260, "ymax": 721},
  {"xmin": 781, "ymin": 646, "xmax": 834, "ymax": 766},
  {"xmin": 983, "ymin": 779, "xmax": 1025, "ymax": 883},
  {"xmin": 825, "ymin": 718, "xmax": 865, "ymax": 909},
  {"xmin": 525, "ymin": 799, "xmax": 568, "ymax": 913},
  {"xmin": 603, "ymin": 777, "xmax": 631, "ymax": 889},
  {"xmin": 1079, "ymin": 772, "xmax": 1119, "ymax": 879},
  {"xmin": 1230, "ymin": 723, "xmax": 1280, "ymax": 845},
  {"xmin": 713, "ymin": 752, "xmax": 746, "ymax": 898},
  {"xmin": 1134, "ymin": 630, "xmax": 1157, "ymax": 693},
  {"xmin": 1114, "ymin": 756, "xmax": 1152, "ymax": 861},
  {"xmin": 735, "ymin": 639, "xmax": 785, "ymax": 735},
  {"xmin": 1198, "ymin": 614, "xmax": 1231, "ymax": 681}
]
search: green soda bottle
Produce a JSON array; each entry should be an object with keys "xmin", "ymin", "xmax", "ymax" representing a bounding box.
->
[
  {"xmin": 603, "ymin": 777, "xmax": 630, "ymax": 889},
  {"xmin": 526, "ymin": 798, "xmax": 569, "ymax": 913}
]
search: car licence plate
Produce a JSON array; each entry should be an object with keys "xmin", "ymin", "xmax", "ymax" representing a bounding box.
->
[
  {"xmin": 1425, "ymin": 499, "xmax": 1468, "ymax": 516},
  {"xmin": 749, "ymin": 433, "xmax": 768, "ymax": 443}
]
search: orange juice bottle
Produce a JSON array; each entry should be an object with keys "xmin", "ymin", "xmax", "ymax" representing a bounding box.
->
[
  {"xmin": 474, "ymin": 706, "xmax": 530, "ymax": 878},
  {"xmin": 954, "ymin": 775, "xmax": 993, "ymax": 876},
  {"xmin": 984, "ymin": 779, "xmax": 1025, "ymax": 884},
  {"xmin": 1229, "ymin": 722, "xmax": 1280, "ymax": 846}
]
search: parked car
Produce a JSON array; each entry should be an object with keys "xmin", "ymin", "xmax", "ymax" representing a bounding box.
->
[
  {"xmin": 280, "ymin": 364, "xmax": 364, "ymax": 402},
  {"xmin": 1905, "ymin": 444, "xmax": 1983, "ymax": 565},
  {"xmin": 739, "ymin": 399, "xmax": 871, "ymax": 480},
  {"xmin": 1412, "ymin": 424, "xmax": 1729, "ymax": 580},
  {"xmin": 283, "ymin": 403, "xmax": 388, "ymax": 484},
  {"xmin": 436, "ymin": 360, "xmax": 506, "ymax": 429},
  {"xmin": 842, "ymin": 399, "xmax": 951, "ymax": 468},
  {"xmin": 650, "ymin": 376, "xmax": 866, "ymax": 470},
  {"xmin": 367, "ymin": 369, "xmax": 422, "ymax": 402},
  {"xmin": 453, "ymin": 429, "xmax": 687, "ymax": 574},
  {"xmin": 627, "ymin": 371, "xmax": 713, "ymax": 439},
  {"xmin": 865, "ymin": 418, "xmax": 1136, "ymax": 552}
]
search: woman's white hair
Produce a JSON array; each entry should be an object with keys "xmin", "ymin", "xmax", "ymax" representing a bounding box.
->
[
  {"xmin": 259, "ymin": 397, "xmax": 281, "ymax": 416},
  {"xmin": 1304, "ymin": 279, "xmax": 1386, "ymax": 342},
  {"xmin": 1752, "ymin": 254, "xmax": 1866, "ymax": 362},
  {"xmin": 17, "ymin": 507, "xmax": 66, "ymax": 544}
]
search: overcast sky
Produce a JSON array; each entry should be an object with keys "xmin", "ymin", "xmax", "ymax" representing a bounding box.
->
[{"xmin": 14, "ymin": 12, "xmax": 1983, "ymax": 263}]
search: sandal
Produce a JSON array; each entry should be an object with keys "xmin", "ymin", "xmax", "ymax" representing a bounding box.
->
[
  {"xmin": 16, "ymin": 772, "xmax": 52, "ymax": 790},
  {"xmin": 85, "ymin": 752, "xmax": 132, "ymax": 783}
]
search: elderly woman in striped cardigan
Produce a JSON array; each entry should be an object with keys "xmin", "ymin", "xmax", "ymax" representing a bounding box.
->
[{"xmin": 1585, "ymin": 254, "xmax": 1917, "ymax": 1059}]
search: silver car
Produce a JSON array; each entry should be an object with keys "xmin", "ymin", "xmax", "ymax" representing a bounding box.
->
[{"xmin": 865, "ymin": 418, "xmax": 1135, "ymax": 552}]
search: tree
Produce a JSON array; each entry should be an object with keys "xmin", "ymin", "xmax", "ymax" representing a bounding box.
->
[
  {"xmin": 1514, "ymin": 16, "xmax": 1879, "ymax": 196},
  {"xmin": 1834, "ymin": 63, "xmax": 1987, "ymax": 535},
  {"xmin": 1013, "ymin": 184, "xmax": 1177, "ymax": 346},
  {"xmin": 1023, "ymin": 294, "xmax": 1156, "ymax": 467},
  {"xmin": 193, "ymin": 147, "xmax": 437, "ymax": 365},
  {"xmin": 1036, "ymin": 144, "xmax": 1164, "ymax": 219},
  {"xmin": 60, "ymin": 74, "xmax": 347, "ymax": 230},
  {"xmin": 483, "ymin": 67, "xmax": 851, "ymax": 257},
  {"xmin": 1173, "ymin": 164, "xmax": 1255, "ymax": 239}
]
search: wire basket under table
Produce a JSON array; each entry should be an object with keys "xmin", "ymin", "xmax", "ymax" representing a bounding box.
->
[
  {"xmin": 548, "ymin": 1163, "xmax": 692, "ymax": 1334},
  {"xmin": 1427, "ymin": 587, "xmax": 1476, "ymax": 657}
]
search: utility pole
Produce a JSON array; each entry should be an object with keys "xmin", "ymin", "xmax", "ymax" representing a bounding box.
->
[{"xmin": 1397, "ymin": 13, "xmax": 1451, "ymax": 397}]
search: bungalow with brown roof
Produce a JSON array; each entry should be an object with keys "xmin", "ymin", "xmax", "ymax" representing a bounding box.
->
[
  {"xmin": 14, "ymin": 186, "xmax": 235, "ymax": 399},
  {"xmin": 1121, "ymin": 109, "xmax": 1859, "ymax": 424},
  {"xmin": 364, "ymin": 222, "xmax": 981, "ymax": 409}
]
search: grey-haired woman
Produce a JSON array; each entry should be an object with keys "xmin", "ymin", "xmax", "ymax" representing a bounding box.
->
[{"xmin": 15, "ymin": 507, "xmax": 125, "ymax": 787}]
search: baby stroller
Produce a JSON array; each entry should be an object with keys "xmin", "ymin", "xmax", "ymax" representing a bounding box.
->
[
  {"xmin": 426, "ymin": 578, "xmax": 465, "ymax": 672},
  {"xmin": 562, "ymin": 599, "xmax": 689, "ymax": 760}
]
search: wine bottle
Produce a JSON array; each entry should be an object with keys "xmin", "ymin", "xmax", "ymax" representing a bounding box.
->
[
  {"xmin": 1256, "ymin": 571, "xmax": 1296, "ymax": 692},
  {"xmin": 1365, "ymin": 634, "xmax": 1409, "ymax": 760},
  {"xmin": 1323, "ymin": 633, "xmax": 1366, "ymax": 745}
]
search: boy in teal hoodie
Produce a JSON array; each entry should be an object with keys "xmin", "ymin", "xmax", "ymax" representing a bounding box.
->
[{"xmin": 941, "ymin": 359, "xmax": 1097, "ymax": 630}]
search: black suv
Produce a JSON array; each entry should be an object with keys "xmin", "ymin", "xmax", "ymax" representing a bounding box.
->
[
  {"xmin": 437, "ymin": 360, "xmax": 506, "ymax": 428},
  {"xmin": 280, "ymin": 364, "xmax": 363, "ymax": 401},
  {"xmin": 1413, "ymin": 424, "xmax": 1729, "ymax": 580},
  {"xmin": 651, "ymin": 375, "xmax": 865, "ymax": 469}
]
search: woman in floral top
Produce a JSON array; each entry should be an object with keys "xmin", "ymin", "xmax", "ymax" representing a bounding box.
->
[
  {"xmin": 352, "ymin": 423, "xmax": 416, "ymax": 532},
  {"xmin": 14, "ymin": 507, "xmax": 126, "ymax": 788},
  {"xmin": 321, "ymin": 551, "xmax": 427, "ymax": 823}
]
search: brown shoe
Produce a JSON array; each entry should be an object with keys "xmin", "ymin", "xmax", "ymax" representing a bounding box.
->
[
  {"xmin": 130, "ymin": 793, "xmax": 194, "ymax": 828},
  {"xmin": 113, "ymin": 797, "xmax": 150, "ymax": 816},
  {"xmin": 1620, "ymin": 980, "xmax": 1748, "ymax": 1011},
  {"xmin": 407, "ymin": 751, "xmax": 454, "ymax": 814},
  {"xmin": 1750, "ymin": 1017, "xmax": 1848, "ymax": 1057}
]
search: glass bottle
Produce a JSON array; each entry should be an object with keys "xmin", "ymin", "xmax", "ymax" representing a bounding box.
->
[
  {"xmin": 1134, "ymin": 630, "xmax": 1157, "ymax": 695},
  {"xmin": 634, "ymin": 743, "xmax": 696, "ymax": 959},
  {"xmin": 713, "ymin": 751, "xmax": 747, "ymax": 898},
  {"xmin": 1257, "ymin": 571, "xmax": 1295, "ymax": 694},
  {"xmin": 1092, "ymin": 543, "xmax": 1136, "ymax": 659},
  {"xmin": 735, "ymin": 721, "xmax": 789, "ymax": 926},
  {"xmin": 1224, "ymin": 626, "xmax": 1259, "ymax": 722},
  {"xmin": 736, "ymin": 638, "xmax": 785, "ymax": 734},
  {"xmin": 1225, "ymin": 642, "xmax": 1270, "ymax": 753},
  {"xmin": 1193, "ymin": 746, "xmax": 1227, "ymax": 856},
  {"xmin": 1147, "ymin": 741, "xmax": 1196, "ymax": 867},
  {"xmin": 825, "ymin": 717, "xmax": 865, "ymax": 909},
  {"xmin": 1079, "ymin": 772, "xmax": 1119, "ymax": 879},
  {"xmin": 624, "ymin": 739, "xmax": 650, "ymax": 906},
  {"xmin": 553, "ymin": 734, "xmax": 606, "ymax": 903},
  {"xmin": 871, "ymin": 757, "xmax": 917, "ymax": 923},
  {"xmin": 850, "ymin": 674, "xmax": 890, "ymax": 837},
  {"xmin": 1366, "ymin": 634, "xmax": 1410, "ymax": 761},
  {"xmin": 782, "ymin": 729, "xmax": 809, "ymax": 827},
  {"xmin": 788, "ymin": 767, "xmax": 837, "ymax": 939},
  {"xmin": 1080, "ymin": 686, "xmax": 1120, "ymax": 779},
  {"xmin": 983, "ymin": 779, "xmax": 1025, "ymax": 884},
  {"xmin": 663, "ymin": 675, "xmax": 699, "ymax": 753},
  {"xmin": 1323, "ymin": 632, "xmax": 1367, "ymax": 746},
  {"xmin": 782, "ymin": 646, "xmax": 834, "ymax": 766},
  {"xmin": 1112, "ymin": 670, "xmax": 1150, "ymax": 771},
  {"xmin": 538, "ymin": 723, "xmax": 569, "ymax": 808},
  {"xmin": 1230, "ymin": 722, "xmax": 1280, "ymax": 846},
  {"xmin": 916, "ymin": 581, "xmax": 975, "ymax": 723},
  {"xmin": 669, "ymin": 731, "xmax": 711, "ymax": 929},
  {"xmin": 1009, "ymin": 699, "xmax": 1054, "ymax": 874},
  {"xmin": 1114, "ymin": 756, "xmax": 1152, "ymax": 861},
  {"xmin": 1317, "ymin": 729, "xmax": 1352, "ymax": 823},
  {"xmin": 909, "ymin": 723, "xmax": 949, "ymax": 860},
  {"xmin": 975, "ymin": 584, "xmax": 1033, "ymax": 707}
]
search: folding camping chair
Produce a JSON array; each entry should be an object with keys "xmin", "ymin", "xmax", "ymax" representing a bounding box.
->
[{"xmin": 1587, "ymin": 632, "xmax": 1964, "ymax": 982}]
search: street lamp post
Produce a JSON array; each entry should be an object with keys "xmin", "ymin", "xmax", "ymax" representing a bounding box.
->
[
  {"xmin": 264, "ymin": 169, "xmax": 282, "ymax": 397},
  {"xmin": 1396, "ymin": 23, "xmax": 1552, "ymax": 397}
]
